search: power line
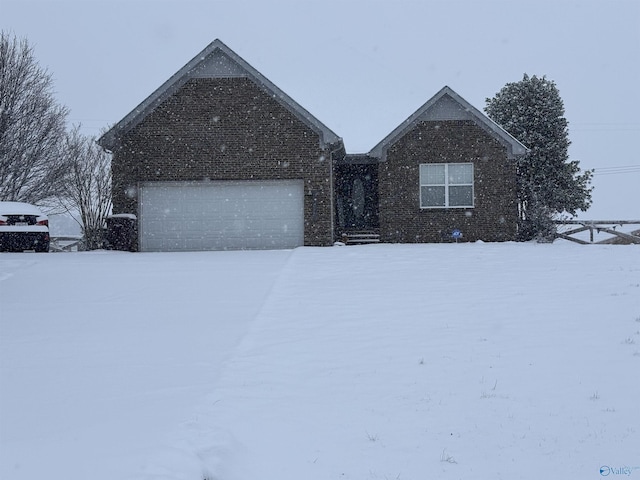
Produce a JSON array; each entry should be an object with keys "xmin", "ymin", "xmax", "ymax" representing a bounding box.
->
[
  {"xmin": 592, "ymin": 164, "xmax": 640, "ymax": 176},
  {"xmin": 571, "ymin": 123, "xmax": 640, "ymax": 133}
]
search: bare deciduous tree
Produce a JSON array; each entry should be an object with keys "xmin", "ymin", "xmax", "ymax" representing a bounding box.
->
[
  {"xmin": 60, "ymin": 126, "xmax": 112, "ymax": 250},
  {"xmin": 0, "ymin": 31, "xmax": 69, "ymax": 204}
]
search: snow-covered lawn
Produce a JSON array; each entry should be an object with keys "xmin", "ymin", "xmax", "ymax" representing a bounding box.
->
[{"xmin": 1, "ymin": 243, "xmax": 638, "ymax": 480}]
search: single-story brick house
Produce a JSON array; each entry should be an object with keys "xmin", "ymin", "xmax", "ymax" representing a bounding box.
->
[{"xmin": 98, "ymin": 39, "xmax": 527, "ymax": 251}]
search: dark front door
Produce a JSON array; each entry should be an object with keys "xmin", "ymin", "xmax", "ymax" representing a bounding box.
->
[{"xmin": 335, "ymin": 163, "xmax": 379, "ymax": 231}]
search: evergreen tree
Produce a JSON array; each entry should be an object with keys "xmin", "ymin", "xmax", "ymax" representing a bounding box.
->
[{"xmin": 485, "ymin": 74, "xmax": 593, "ymax": 241}]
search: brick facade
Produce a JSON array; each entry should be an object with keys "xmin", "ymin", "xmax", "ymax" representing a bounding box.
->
[
  {"xmin": 102, "ymin": 42, "xmax": 526, "ymax": 250},
  {"xmin": 378, "ymin": 120, "xmax": 518, "ymax": 243},
  {"xmin": 111, "ymin": 77, "xmax": 335, "ymax": 247}
]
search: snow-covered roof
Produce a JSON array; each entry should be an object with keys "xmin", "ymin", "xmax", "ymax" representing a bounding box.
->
[
  {"xmin": 368, "ymin": 86, "xmax": 529, "ymax": 161},
  {"xmin": 98, "ymin": 39, "xmax": 342, "ymax": 151},
  {"xmin": 0, "ymin": 201, "xmax": 46, "ymax": 216}
]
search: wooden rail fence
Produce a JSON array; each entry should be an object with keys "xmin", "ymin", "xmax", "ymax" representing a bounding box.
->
[{"xmin": 554, "ymin": 220, "xmax": 640, "ymax": 244}]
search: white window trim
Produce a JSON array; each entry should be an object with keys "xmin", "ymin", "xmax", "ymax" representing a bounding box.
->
[{"xmin": 419, "ymin": 162, "xmax": 474, "ymax": 209}]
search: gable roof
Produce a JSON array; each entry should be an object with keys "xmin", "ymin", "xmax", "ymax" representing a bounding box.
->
[
  {"xmin": 98, "ymin": 39, "xmax": 342, "ymax": 150},
  {"xmin": 368, "ymin": 86, "xmax": 528, "ymax": 161}
]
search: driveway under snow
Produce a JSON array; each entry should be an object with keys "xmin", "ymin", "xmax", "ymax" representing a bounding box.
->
[{"xmin": 0, "ymin": 249, "xmax": 292, "ymax": 480}]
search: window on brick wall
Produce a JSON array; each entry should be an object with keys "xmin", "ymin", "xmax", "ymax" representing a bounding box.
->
[{"xmin": 419, "ymin": 163, "xmax": 474, "ymax": 208}]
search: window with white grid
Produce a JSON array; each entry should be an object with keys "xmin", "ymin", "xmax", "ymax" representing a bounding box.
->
[{"xmin": 419, "ymin": 163, "xmax": 474, "ymax": 208}]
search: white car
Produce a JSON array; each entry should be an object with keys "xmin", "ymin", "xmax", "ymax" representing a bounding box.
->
[{"xmin": 0, "ymin": 201, "xmax": 50, "ymax": 252}]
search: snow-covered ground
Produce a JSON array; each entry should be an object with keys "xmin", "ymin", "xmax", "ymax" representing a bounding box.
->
[{"xmin": 1, "ymin": 243, "xmax": 638, "ymax": 480}]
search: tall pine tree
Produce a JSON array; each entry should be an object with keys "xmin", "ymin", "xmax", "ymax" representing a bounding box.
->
[{"xmin": 485, "ymin": 74, "xmax": 593, "ymax": 241}]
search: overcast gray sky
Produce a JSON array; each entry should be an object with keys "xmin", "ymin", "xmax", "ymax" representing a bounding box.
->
[{"xmin": 3, "ymin": 0, "xmax": 639, "ymax": 219}]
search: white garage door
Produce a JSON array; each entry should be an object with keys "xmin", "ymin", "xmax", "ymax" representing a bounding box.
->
[{"xmin": 139, "ymin": 181, "xmax": 304, "ymax": 251}]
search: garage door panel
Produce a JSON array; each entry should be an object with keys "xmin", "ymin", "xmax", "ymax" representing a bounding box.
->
[{"xmin": 139, "ymin": 181, "xmax": 304, "ymax": 252}]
